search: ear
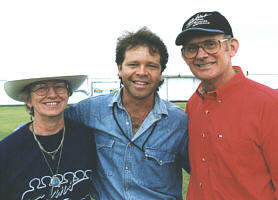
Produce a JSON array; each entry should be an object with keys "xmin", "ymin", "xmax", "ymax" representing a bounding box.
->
[
  {"xmin": 26, "ymin": 101, "xmax": 33, "ymax": 110},
  {"xmin": 159, "ymin": 73, "xmax": 162, "ymax": 81},
  {"xmin": 229, "ymin": 38, "xmax": 239, "ymax": 57},
  {"xmin": 117, "ymin": 65, "xmax": 122, "ymax": 77}
]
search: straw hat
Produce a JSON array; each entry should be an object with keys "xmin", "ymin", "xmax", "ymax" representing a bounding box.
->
[{"xmin": 4, "ymin": 75, "xmax": 87, "ymax": 102}]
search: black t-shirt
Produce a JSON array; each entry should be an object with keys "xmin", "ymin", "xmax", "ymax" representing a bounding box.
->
[{"xmin": 0, "ymin": 118, "xmax": 97, "ymax": 200}]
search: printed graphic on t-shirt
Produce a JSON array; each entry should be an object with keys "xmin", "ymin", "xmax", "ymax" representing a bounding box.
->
[{"xmin": 21, "ymin": 169, "xmax": 92, "ymax": 200}]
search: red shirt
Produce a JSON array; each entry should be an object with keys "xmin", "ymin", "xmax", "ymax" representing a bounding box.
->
[{"xmin": 186, "ymin": 67, "xmax": 278, "ymax": 200}]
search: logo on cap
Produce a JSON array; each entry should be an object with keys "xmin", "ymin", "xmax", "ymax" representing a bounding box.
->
[{"xmin": 185, "ymin": 13, "xmax": 212, "ymax": 29}]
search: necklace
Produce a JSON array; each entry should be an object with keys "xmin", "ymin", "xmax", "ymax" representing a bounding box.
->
[
  {"xmin": 40, "ymin": 140, "xmax": 64, "ymax": 187},
  {"xmin": 31, "ymin": 123, "xmax": 65, "ymax": 160},
  {"xmin": 112, "ymin": 103, "xmax": 157, "ymax": 161},
  {"xmin": 31, "ymin": 124, "xmax": 65, "ymax": 198}
]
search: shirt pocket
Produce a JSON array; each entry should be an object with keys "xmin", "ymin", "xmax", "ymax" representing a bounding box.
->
[
  {"xmin": 140, "ymin": 148, "xmax": 178, "ymax": 189},
  {"xmin": 95, "ymin": 135, "xmax": 115, "ymax": 177},
  {"xmin": 211, "ymin": 135, "xmax": 256, "ymax": 178}
]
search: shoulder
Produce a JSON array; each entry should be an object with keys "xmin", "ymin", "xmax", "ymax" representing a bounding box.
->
[
  {"xmin": 64, "ymin": 119, "xmax": 95, "ymax": 149},
  {"xmin": 244, "ymin": 78, "xmax": 278, "ymax": 105},
  {"xmin": 68, "ymin": 92, "xmax": 114, "ymax": 112},
  {"xmin": 65, "ymin": 92, "xmax": 115, "ymax": 120},
  {"xmin": 65, "ymin": 118, "xmax": 93, "ymax": 134},
  {"xmin": 79, "ymin": 92, "xmax": 115, "ymax": 105},
  {"xmin": 0, "ymin": 123, "xmax": 31, "ymax": 152}
]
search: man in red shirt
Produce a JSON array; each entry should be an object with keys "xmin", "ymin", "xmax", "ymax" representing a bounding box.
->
[{"xmin": 175, "ymin": 11, "xmax": 278, "ymax": 200}]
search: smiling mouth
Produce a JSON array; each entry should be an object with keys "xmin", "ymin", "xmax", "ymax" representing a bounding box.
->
[
  {"xmin": 195, "ymin": 62, "xmax": 215, "ymax": 67},
  {"xmin": 44, "ymin": 102, "xmax": 59, "ymax": 106},
  {"xmin": 133, "ymin": 81, "xmax": 149, "ymax": 85}
]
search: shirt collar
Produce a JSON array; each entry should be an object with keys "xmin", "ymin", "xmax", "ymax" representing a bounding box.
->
[
  {"xmin": 108, "ymin": 88, "xmax": 168, "ymax": 116},
  {"xmin": 196, "ymin": 66, "xmax": 245, "ymax": 99}
]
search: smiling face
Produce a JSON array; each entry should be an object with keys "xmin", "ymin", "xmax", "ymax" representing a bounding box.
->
[
  {"xmin": 182, "ymin": 34, "xmax": 239, "ymax": 91},
  {"xmin": 26, "ymin": 80, "xmax": 69, "ymax": 120},
  {"xmin": 118, "ymin": 45, "xmax": 162, "ymax": 103}
]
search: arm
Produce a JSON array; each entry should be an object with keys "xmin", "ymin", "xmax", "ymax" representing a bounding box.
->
[
  {"xmin": 65, "ymin": 98, "xmax": 92, "ymax": 126},
  {"xmin": 177, "ymin": 113, "xmax": 190, "ymax": 174},
  {"xmin": 261, "ymin": 99, "xmax": 278, "ymax": 197},
  {"xmin": 176, "ymin": 132, "xmax": 190, "ymax": 174}
]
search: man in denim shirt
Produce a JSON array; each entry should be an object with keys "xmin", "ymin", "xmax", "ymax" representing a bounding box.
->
[{"xmin": 66, "ymin": 27, "xmax": 189, "ymax": 199}]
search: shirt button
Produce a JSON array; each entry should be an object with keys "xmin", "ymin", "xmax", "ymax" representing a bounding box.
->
[
  {"xmin": 126, "ymin": 122, "xmax": 129, "ymax": 125},
  {"xmin": 201, "ymin": 133, "xmax": 205, "ymax": 138},
  {"xmin": 125, "ymin": 166, "xmax": 129, "ymax": 170},
  {"xmin": 218, "ymin": 134, "xmax": 223, "ymax": 138},
  {"xmin": 218, "ymin": 99, "xmax": 222, "ymax": 103},
  {"xmin": 205, "ymin": 110, "xmax": 209, "ymax": 115},
  {"xmin": 201, "ymin": 158, "xmax": 206, "ymax": 162},
  {"xmin": 159, "ymin": 160, "xmax": 163, "ymax": 165}
]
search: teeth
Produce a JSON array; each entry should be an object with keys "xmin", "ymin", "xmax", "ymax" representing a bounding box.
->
[
  {"xmin": 45, "ymin": 102, "xmax": 58, "ymax": 106},
  {"xmin": 134, "ymin": 81, "xmax": 147, "ymax": 85},
  {"xmin": 197, "ymin": 63, "xmax": 213, "ymax": 67}
]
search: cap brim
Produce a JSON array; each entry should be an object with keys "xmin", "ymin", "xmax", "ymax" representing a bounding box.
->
[
  {"xmin": 4, "ymin": 75, "xmax": 87, "ymax": 102},
  {"xmin": 175, "ymin": 28, "xmax": 224, "ymax": 45}
]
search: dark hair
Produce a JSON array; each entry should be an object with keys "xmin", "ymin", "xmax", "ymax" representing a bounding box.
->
[{"xmin": 115, "ymin": 26, "xmax": 168, "ymax": 72}]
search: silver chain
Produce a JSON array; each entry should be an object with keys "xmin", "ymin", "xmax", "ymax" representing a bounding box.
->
[
  {"xmin": 31, "ymin": 123, "xmax": 65, "ymax": 159},
  {"xmin": 31, "ymin": 124, "xmax": 66, "ymax": 199}
]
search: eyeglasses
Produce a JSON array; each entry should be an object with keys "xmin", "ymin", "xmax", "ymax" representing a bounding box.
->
[
  {"xmin": 31, "ymin": 82, "xmax": 68, "ymax": 96},
  {"xmin": 182, "ymin": 38, "xmax": 229, "ymax": 59}
]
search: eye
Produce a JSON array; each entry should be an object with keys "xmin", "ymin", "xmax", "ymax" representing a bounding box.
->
[
  {"xmin": 186, "ymin": 44, "xmax": 198, "ymax": 53},
  {"xmin": 54, "ymin": 84, "xmax": 67, "ymax": 94},
  {"xmin": 147, "ymin": 64, "xmax": 159, "ymax": 69},
  {"xmin": 127, "ymin": 63, "xmax": 139, "ymax": 68},
  {"xmin": 33, "ymin": 84, "xmax": 47, "ymax": 92},
  {"xmin": 204, "ymin": 40, "xmax": 218, "ymax": 50},
  {"xmin": 54, "ymin": 85, "xmax": 64, "ymax": 89}
]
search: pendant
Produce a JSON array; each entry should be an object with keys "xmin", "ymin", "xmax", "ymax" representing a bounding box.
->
[
  {"xmin": 50, "ymin": 176, "xmax": 60, "ymax": 187},
  {"xmin": 51, "ymin": 154, "xmax": 55, "ymax": 160}
]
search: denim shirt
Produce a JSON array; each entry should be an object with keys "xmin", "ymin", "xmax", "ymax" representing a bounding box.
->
[{"xmin": 65, "ymin": 90, "xmax": 189, "ymax": 200}]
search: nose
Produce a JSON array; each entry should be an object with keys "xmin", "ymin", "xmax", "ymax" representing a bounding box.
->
[
  {"xmin": 195, "ymin": 46, "xmax": 209, "ymax": 58},
  {"xmin": 46, "ymin": 86, "xmax": 57, "ymax": 97},
  {"xmin": 136, "ymin": 65, "xmax": 148, "ymax": 76}
]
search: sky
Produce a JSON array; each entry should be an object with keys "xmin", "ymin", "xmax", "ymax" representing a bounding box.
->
[{"xmin": 0, "ymin": 0, "xmax": 278, "ymax": 81}]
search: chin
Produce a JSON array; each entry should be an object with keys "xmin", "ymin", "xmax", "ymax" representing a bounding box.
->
[{"xmin": 45, "ymin": 112, "xmax": 64, "ymax": 118}]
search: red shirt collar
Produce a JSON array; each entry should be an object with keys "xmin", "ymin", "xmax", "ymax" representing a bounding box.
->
[{"xmin": 196, "ymin": 66, "xmax": 244, "ymax": 99}]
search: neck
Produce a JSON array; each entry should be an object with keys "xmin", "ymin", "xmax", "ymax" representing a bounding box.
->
[
  {"xmin": 121, "ymin": 91, "xmax": 155, "ymax": 135},
  {"xmin": 122, "ymin": 92, "xmax": 155, "ymax": 115},
  {"xmin": 32, "ymin": 116, "xmax": 65, "ymax": 136},
  {"xmin": 203, "ymin": 66, "xmax": 236, "ymax": 92}
]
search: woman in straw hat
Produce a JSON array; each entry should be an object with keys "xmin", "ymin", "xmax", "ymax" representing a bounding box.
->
[{"xmin": 0, "ymin": 75, "xmax": 97, "ymax": 199}]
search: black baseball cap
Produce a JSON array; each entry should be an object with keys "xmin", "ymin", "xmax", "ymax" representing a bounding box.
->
[{"xmin": 175, "ymin": 11, "xmax": 233, "ymax": 45}]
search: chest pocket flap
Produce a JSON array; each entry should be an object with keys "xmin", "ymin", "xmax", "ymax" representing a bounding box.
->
[
  {"xmin": 95, "ymin": 135, "xmax": 115, "ymax": 150},
  {"xmin": 144, "ymin": 148, "xmax": 176, "ymax": 165}
]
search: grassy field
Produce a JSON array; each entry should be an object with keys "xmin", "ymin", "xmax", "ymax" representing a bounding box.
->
[
  {"xmin": 0, "ymin": 105, "xmax": 29, "ymax": 138},
  {"xmin": 0, "ymin": 104, "xmax": 189, "ymax": 199}
]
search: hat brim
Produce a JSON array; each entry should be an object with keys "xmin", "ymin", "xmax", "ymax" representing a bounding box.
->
[
  {"xmin": 4, "ymin": 75, "xmax": 87, "ymax": 102},
  {"xmin": 175, "ymin": 28, "xmax": 224, "ymax": 45}
]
